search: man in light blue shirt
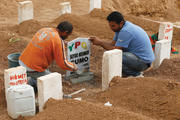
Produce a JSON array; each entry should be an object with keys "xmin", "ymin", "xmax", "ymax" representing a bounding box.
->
[{"xmin": 89, "ymin": 11, "xmax": 155, "ymax": 77}]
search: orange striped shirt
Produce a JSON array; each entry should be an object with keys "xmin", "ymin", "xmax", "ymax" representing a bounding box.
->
[{"xmin": 19, "ymin": 28, "xmax": 75, "ymax": 72}]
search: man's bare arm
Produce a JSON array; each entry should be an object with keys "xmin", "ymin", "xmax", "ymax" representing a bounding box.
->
[
  {"xmin": 89, "ymin": 36, "xmax": 122, "ymax": 50},
  {"xmin": 100, "ymin": 40, "xmax": 122, "ymax": 50}
]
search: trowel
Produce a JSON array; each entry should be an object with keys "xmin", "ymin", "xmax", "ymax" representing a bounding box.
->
[
  {"xmin": 76, "ymin": 70, "xmax": 84, "ymax": 75},
  {"xmin": 63, "ymin": 88, "xmax": 86, "ymax": 98}
]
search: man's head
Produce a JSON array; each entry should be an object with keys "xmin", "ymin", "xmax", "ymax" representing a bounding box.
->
[
  {"xmin": 107, "ymin": 11, "xmax": 125, "ymax": 32},
  {"xmin": 57, "ymin": 21, "xmax": 73, "ymax": 40}
]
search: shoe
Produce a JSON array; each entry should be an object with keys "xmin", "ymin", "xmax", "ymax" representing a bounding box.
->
[
  {"xmin": 135, "ymin": 73, "xmax": 144, "ymax": 78},
  {"xmin": 127, "ymin": 72, "xmax": 144, "ymax": 78}
]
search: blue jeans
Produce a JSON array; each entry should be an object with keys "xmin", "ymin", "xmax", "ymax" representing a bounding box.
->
[
  {"xmin": 27, "ymin": 70, "xmax": 51, "ymax": 93},
  {"xmin": 122, "ymin": 52, "xmax": 150, "ymax": 77}
]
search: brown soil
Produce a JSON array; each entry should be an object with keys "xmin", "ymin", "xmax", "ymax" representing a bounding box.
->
[
  {"xmin": 173, "ymin": 27, "xmax": 180, "ymax": 44},
  {"xmin": 177, "ymin": 0, "xmax": 180, "ymax": 9},
  {"xmin": 16, "ymin": 20, "xmax": 43, "ymax": 37},
  {"xmin": 0, "ymin": 0, "xmax": 180, "ymax": 120},
  {"xmin": 22, "ymin": 99, "xmax": 155, "ymax": 120},
  {"xmin": 87, "ymin": 77, "xmax": 180, "ymax": 120},
  {"xmin": 103, "ymin": 0, "xmax": 180, "ymax": 21},
  {"xmin": 52, "ymin": 13, "xmax": 113, "ymax": 40},
  {"xmin": 145, "ymin": 58, "xmax": 180, "ymax": 81},
  {"xmin": 0, "ymin": 0, "xmax": 18, "ymax": 17}
]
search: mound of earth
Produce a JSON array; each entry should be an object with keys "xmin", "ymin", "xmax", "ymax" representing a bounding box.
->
[
  {"xmin": 145, "ymin": 58, "xmax": 180, "ymax": 81},
  {"xmin": 22, "ymin": 99, "xmax": 155, "ymax": 120},
  {"xmin": 17, "ymin": 19, "xmax": 43, "ymax": 37},
  {"xmin": 0, "ymin": 1, "xmax": 180, "ymax": 119},
  {"xmin": 0, "ymin": 0, "xmax": 18, "ymax": 17},
  {"xmin": 88, "ymin": 77, "xmax": 180, "ymax": 120},
  {"xmin": 103, "ymin": 0, "xmax": 180, "ymax": 20}
]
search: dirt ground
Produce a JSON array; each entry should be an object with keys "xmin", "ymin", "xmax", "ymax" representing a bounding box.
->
[
  {"xmin": 22, "ymin": 99, "xmax": 155, "ymax": 120},
  {"xmin": 86, "ymin": 77, "xmax": 180, "ymax": 120},
  {"xmin": 0, "ymin": 0, "xmax": 180, "ymax": 120}
]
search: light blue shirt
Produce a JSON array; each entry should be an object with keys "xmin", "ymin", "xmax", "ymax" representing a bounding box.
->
[
  {"xmin": 113, "ymin": 21, "xmax": 155, "ymax": 64},
  {"xmin": 19, "ymin": 60, "xmax": 35, "ymax": 71}
]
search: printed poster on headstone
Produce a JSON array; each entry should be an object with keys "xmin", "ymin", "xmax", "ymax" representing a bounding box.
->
[
  {"xmin": 158, "ymin": 22, "xmax": 173, "ymax": 41},
  {"xmin": 164, "ymin": 23, "xmax": 173, "ymax": 41},
  {"xmin": 66, "ymin": 38, "xmax": 91, "ymax": 78},
  {"xmin": 4, "ymin": 66, "xmax": 28, "ymax": 92}
]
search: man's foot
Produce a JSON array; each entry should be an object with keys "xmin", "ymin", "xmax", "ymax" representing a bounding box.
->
[{"xmin": 127, "ymin": 72, "xmax": 144, "ymax": 78}]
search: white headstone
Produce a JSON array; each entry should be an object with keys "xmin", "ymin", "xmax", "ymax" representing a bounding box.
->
[
  {"xmin": 66, "ymin": 38, "xmax": 91, "ymax": 78},
  {"xmin": 89, "ymin": 0, "xmax": 102, "ymax": 12},
  {"xmin": 60, "ymin": 2, "xmax": 71, "ymax": 15},
  {"xmin": 18, "ymin": 1, "xmax": 33, "ymax": 24},
  {"xmin": 4, "ymin": 66, "xmax": 27, "ymax": 93},
  {"xmin": 102, "ymin": 49, "xmax": 122, "ymax": 91},
  {"xmin": 154, "ymin": 40, "xmax": 171, "ymax": 69},
  {"xmin": 158, "ymin": 22, "xmax": 173, "ymax": 41},
  {"xmin": 37, "ymin": 72, "xmax": 63, "ymax": 112}
]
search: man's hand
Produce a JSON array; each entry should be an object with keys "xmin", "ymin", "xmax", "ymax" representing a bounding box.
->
[
  {"xmin": 73, "ymin": 64, "xmax": 78, "ymax": 71},
  {"xmin": 89, "ymin": 36, "xmax": 123, "ymax": 50},
  {"xmin": 64, "ymin": 41, "xmax": 68, "ymax": 47},
  {"xmin": 89, "ymin": 36, "xmax": 102, "ymax": 46}
]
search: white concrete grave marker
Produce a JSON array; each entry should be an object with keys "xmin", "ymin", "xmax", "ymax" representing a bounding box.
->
[
  {"xmin": 4, "ymin": 66, "xmax": 27, "ymax": 93},
  {"xmin": 18, "ymin": 1, "xmax": 33, "ymax": 24},
  {"xmin": 60, "ymin": 2, "xmax": 71, "ymax": 15},
  {"xmin": 90, "ymin": 0, "xmax": 102, "ymax": 12},
  {"xmin": 154, "ymin": 40, "xmax": 171, "ymax": 69},
  {"xmin": 158, "ymin": 22, "xmax": 173, "ymax": 41},
  {"xmin": 37, "ymin": 72, "xmax": 63, "ymax": 112},
  {"xmin": 102, "ymin": 49, "xmax": 122, "ymax": 91}
]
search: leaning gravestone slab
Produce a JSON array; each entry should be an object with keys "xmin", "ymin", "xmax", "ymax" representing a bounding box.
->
[{"xmin": 66, "ymin": 38, "xmax": 94, "ymax": 84}]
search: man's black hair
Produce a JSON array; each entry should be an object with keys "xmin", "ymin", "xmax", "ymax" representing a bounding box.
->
[
  {"xmin": 107, "ymin": 11, "xmax": 125, "ymax": 24},
  {"xmin": 57, "ymin": 21, "xmax": 73, "ymax": 33}
]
